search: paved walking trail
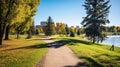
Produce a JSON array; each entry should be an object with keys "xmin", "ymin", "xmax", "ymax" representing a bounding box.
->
[{"xmin": 36, "ymin": 37, "xmax": 87, "ymax": 67}]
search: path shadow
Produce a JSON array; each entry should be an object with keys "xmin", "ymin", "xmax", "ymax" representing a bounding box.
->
[
  {"xmin": 64, "ymin": 62, "xmax": 88, "ymax": 67},
  {"xmin": 47, "ymin": 42, "xmax": 64, "ymax": 48}
]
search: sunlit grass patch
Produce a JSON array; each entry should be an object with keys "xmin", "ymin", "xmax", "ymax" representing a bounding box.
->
[
  {"xmin": 0, "ymin": 35, "xmax": 48, "ymax": 67},
  {"xmin": 68, "ymin": 41, "xmax": 120, "ymax": 67}
]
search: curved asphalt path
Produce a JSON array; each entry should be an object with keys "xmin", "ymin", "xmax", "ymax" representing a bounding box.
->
[{"xmin": 35, "ymin": 37, "xmax": 87, "ymax": 67}]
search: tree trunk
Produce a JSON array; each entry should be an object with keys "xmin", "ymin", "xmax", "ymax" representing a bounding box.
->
[
  {"xmin": 17, "ymin": 31, "xmax": 19, "ymax": 39},
  {"xmin": 0, "ymin": 24, "xmax": 6, "ymax": 45},
  {"xmin": 26, "ymin": 29, "xmax": 32, "ymax": 39},
  {"xmin": 0, "ymin": 0, "xmax": 14, "ymax": 45},
  {"xmin": 4, "ymin": 25, "xmax": 10, "ymax": 40},
  {"xmin": 0, "ymin": 32, "xmax": 3, "ymax": 45},
  {"xmin": 96, "ymin": 36, "xmax": 99, "ymax": 43},
  {"xmin": 93, "ymin": 36, "xmax": 96, "ymax": 43}
]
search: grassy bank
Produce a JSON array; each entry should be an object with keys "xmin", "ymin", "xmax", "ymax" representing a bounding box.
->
[
  {"xmin": 0, "ymin": 35, "xmax": 48, "ymax": 67},
  {"xmin": 52, "ymin": 36, "xmax": 120, "ymax": 67}
]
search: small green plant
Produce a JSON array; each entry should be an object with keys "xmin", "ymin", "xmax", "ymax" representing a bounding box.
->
[{"xmin": 70, "ymin": 31, "xmax": 75, "ymax": 37}]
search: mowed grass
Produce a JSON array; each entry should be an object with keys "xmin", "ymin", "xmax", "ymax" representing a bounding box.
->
[
  {"xmin": 52, "ymin": 35, "xmax": 120, "ymax": 67},
  {"xmin": 0, "ymin": 35, "xmax": 48, "ymax": 67}
]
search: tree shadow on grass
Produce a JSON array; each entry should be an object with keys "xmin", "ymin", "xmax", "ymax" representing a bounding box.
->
[
  {"xmin": 3, "ymin": 42, "xmax": 65, "ymax": 51},
  {"xmin": 51, "ymin": 37, "xmax": 67, "ymax": 40},
  {"xmin": 27, "ymin": 39, "xmax": 42, "ymax": 41},
  {"xmin": 3, "ymin": 43, "xmax": 48, "ymax": 51},
  {"xmin": 54, "ymin": 38, "xmax": 92, "ymax": 45},
  {"xmin": 2, "ymin": 38, "xmax": 102, "ymax": 51},
  {"xmin": 53, "ymin": 38, "xmax": 104, "ymax": 46},
  {"xmin": 80, "ymin": 56, "xmax": 104, "ymax": 67}
]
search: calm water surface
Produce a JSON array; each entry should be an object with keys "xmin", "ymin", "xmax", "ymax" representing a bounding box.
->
[{"xmin": 102, "ymin": 35, "xmax": 120, "ymax": 47}]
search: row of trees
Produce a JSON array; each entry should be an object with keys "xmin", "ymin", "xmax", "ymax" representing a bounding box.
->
[
  {"xmin": 43, "ymin": 16, "xmax": 81, "ymax": 36},
  {"xmin": 105, "ymin": 26, "xmax": 120, "ymax": 32},
  {"xmin": 0, "ymin": 0, "xmax": 40, "ymax": 45}
]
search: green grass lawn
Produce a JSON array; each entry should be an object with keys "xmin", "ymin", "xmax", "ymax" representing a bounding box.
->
[
  {"xmin": 52, "ymin": 35, "xmax": 120, "ymax": 67},
  {"xmin": 0, "ymin": 35, "xmax": 48, "ymax": 67}
]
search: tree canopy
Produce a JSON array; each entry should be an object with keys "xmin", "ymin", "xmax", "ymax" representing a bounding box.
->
[{"xmin": 0, "ymin": 0, "xmax": 40, "ymax": 45}]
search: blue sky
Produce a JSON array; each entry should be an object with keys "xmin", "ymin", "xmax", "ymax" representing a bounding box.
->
[{"xmin": 34, "ymin": 0, "xmax": 120, "ymax": 27}]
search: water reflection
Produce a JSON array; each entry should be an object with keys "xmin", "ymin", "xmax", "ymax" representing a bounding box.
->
[{"xmin": 102, "ymin": 35, "xmax": 120, "ymax": 47}]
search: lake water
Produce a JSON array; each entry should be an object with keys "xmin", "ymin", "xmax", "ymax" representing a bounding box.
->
[{"xmin": 101, "ymin": 35, "xmax": 120, "ymax": 47}]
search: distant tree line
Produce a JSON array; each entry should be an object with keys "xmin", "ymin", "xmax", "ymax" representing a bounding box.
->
[
  {"xmin": 105, "ymin": 26, "xmax": 120, "ymax": 35},
  {"xmin": 42, "ymin": 16, "xmax": 83, "ymax": 37}
]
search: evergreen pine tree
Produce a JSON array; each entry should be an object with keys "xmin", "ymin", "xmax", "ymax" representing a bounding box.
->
[
  {"xmin": 70, "ymin": 31, "xmax": 75, "ymax": 37},
  {"xmin": 35, "ymin": 29, "xmax": 39, "ymax": 35},
  {"xmin": 65, "ymin": 24, "xmax": 69, "ymax": 36},
  {"xmin": 45, "ymin": 16, "xmax": 56, "ymax": 36},
  {"xmin": 81, "ymin": 0, "xmax": 111, "ymax": 43},
  {"xmin": 77, "ymin": 29, "xmax": 80, "ymax": 35}
]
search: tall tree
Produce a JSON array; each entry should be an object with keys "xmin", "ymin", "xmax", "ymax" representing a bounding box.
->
[
  {"xmin": 81, "ymin": 0, "xmax": 111, "ymax": 43},
  {"xmin": 0, "ymin": 0, "xmax": 17, "ymax": 45},
  {"xmin": 65, "ymin": 24, "xmax": 69, "ymax": 36},
  {"xmin": 45, "ymin": 16, "xmax": 56, "ymax": 36},
  {"xmin": 4, "ymin": 25, "xmax": 10, "ymax": 40}
]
